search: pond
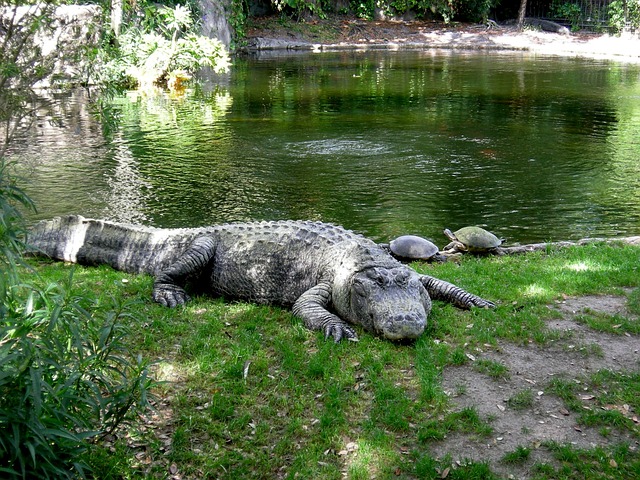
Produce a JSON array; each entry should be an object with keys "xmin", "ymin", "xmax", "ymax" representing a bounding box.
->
[{"xmin": 12, "ymin": 50, "xmax": 640, "ymax": 246}]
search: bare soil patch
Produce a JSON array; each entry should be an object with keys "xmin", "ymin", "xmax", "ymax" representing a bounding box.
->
[{"xmin": 433, "ymin": 293, "xmax": 640, "ymax": 478}]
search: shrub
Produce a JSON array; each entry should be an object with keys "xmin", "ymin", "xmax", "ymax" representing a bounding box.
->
[
  {"xmin": 0, "ymin": 162, "xmax": 155, "ymax": 478},
  {"xmin": 608, "ymin": 0, "xmax": 640, "ymax": 33},
  {"xmin": 551, "ymin": 1, "xmax": 583, "ymax": 31},
  {"xmin": 0, "ymin": 161, "xmax": 34, "ymax": 297},
  {"xmin": 100, "ymin": 4, "xmax": 230, "ymax": 90},
  {"xmin": 0, "ymin": 283, "xmax": 154, "ymax": 478},
  {"xmin": 455, "ymin": 0, "xmax": 498, "ymax": 23}
]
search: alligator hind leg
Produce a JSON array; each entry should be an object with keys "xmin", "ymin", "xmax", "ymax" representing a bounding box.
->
[
  {"xmin": 153, "ymin": 236, "xmax": 216, "ymax": 307},
  {"xmin": 419, "ymin": 275, "xmax": 495, "ymax": 310}
]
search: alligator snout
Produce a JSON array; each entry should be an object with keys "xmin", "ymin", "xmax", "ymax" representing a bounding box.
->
[{"xmin": 380, "ymin": 311, "xmax": 426, "ymax": 341}]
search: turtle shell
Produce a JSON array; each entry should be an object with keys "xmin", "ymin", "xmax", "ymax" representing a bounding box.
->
[
  {"xmin": 451, "ymin": 226, "xmax": 502, "ymax": 252},
  {"xmin": 389, "ymin": 235, "xmax": 439, "ymax": 260}
]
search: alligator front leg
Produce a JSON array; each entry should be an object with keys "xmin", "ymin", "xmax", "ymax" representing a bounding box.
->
[
  {"xmin": 419, "ymin": 275, "xmax": 495, "ymax": 310},
  {"xmin": 292, "ymin": 282, "xmax": 358, "ymax": 342},
  {"xmin": 152, "ymin": 236, "xmax": 216, "ymax": 307}
]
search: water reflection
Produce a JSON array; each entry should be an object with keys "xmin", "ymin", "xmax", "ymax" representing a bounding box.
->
[
  {"xmin": 11, "ymin": 51, "xmax": 640, "ymax": 245},
  {"xmin": 9, "ymin": 88, "xmax": 111, "ymax": 219},
  {"xmin": 103, "ymin": 134, "xmax": 151, "ymax": 224}
]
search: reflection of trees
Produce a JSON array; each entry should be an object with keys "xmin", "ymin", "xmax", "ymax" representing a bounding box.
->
[
  {"xmin": 103, "ymin": 134, "xmax": 151, "ymax": 224},
  {"xmin": 228, "ymin": 52, "xmax": 626, "ymax": 243},
  {"xmin": 14, "ymin": 53, "xmax": 638, "ymax": 244},
  {"xmin": 594, "ymin": 76, "xmax": 640, "ymax": 234},
  {"xmin": 0, "ymin": 4, "xmax": 99, "ymax": 159},
  {"xmin": 112, "ymin": 89, "xmax": 236, "ymax": 226},
  {"xmin": 8, "ymin": 89, "xmax": 110, "ymax": 221}
]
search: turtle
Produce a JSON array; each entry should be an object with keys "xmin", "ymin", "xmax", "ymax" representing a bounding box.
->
[
  {"xmin": 443, "ymin": 226, "xmax": 503, "ymax": 254},
  {"xmin": 381, "ymin": 235, "xmax": 443, "ymax": 262}
]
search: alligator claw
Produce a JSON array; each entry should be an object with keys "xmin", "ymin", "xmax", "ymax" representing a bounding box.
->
[
  {"xmin": 324, "ymin": 322, "xmax": 358, "ymax": 343},
  {"xmin": 472, "ymin": 297, "xmax": 496, "ymax": 309},
  {"xmin": 343, "ymin": 327, "xmax": 358, "ymax": 342},
  {"xmin": 152, "ymin": 283, "xmax": 190, "ymax": 307}
]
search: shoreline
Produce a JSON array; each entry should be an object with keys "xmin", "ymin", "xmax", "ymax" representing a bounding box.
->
[{"xmin": 244, "ymin": 17, "xmax": 640, "ymax": 63}]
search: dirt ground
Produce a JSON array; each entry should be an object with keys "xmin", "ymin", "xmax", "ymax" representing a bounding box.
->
[
  {"xmin": 435, "ymin": 293, "xmax": 639, "ymax": 478},
  {"xmin": 246, "ymin": 16, "xmax": 640, "ymax": 62}
]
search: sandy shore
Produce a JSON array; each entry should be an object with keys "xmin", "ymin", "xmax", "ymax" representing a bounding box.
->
[{"xmin": 245, "ymin": 18, "xmax": 640, "ymax": 62}]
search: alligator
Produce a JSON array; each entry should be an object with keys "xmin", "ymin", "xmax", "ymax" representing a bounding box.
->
[{"xmin": 28, "ymin": 215, "xmax": 495, "ymax": 342}]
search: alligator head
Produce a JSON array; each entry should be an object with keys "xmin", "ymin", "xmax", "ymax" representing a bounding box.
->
[{"xmin": 347, "ymin": 266, "xmax": 431, "ymax": 340}]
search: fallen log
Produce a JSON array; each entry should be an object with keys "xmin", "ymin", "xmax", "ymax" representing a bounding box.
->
[
  {"xmin": 503, "ymin": 17, "xmax": 571, "ymax": 35},
  {"xmin": 496, "ymin": 236, "xmax": 640, "ymax": 255},
  {"xmin": 439, "ymin": 236, "xmax": 640, "ymax": 259},
  {"xmin": 435, "ymin": 236, "xmax": 640, "ymax": 260}
]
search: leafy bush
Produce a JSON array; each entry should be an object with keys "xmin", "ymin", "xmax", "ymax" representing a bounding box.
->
[
  {"xmin": 608, "ymin": 0, "xmax": 640, "ymax": 32},
  {"xmin": 0, "ymin": 162, "xmax": 155, "ymax": 478},
  {"xmin": 0, "ymin": 283, "xmax": 154, "ymax": 478},
  {"xmin": 0, "ymin": 162, "xmax": 34, "ymax": 296},
  {"xmin": 430, "ymin": 0, "xmax": 458, "ymax": 22},
  {"xmin": 230, "ymin": 0, "xmax": 249, "ymax": 44},
  {"xmin": 551, "ymin": 1, "xmax": 583, "ymax": 31},
  {"xmin": 455, "ymin": 0, "xmax": 498, "ymax": 22},
  {"xmin": 273, "ymin": 0, "xmax": 500, "ymax": 23},
  {"xmin": 100, "ymin": 4, "xmax": 230, "ymax": 90},
  {"xmin": 350, "ymin": 0, "xmax": 377, "ymax": 19}
]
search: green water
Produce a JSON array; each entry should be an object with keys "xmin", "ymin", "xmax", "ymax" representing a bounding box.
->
[{"xmin": 16, "ymin": 50, "xmax": 640, "ymax": 245}]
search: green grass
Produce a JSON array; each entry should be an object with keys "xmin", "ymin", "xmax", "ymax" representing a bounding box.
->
[
  {"xmin": 574, "ymin": 309, "xmax": 640, "ymax": 335},
  {"xmin": 417, "ymin": 406, "xmax": 494, "ymax": 442},
  {"xmin": 25, "ymin": 243, "xmax": 640, "ymax": 478},
  {"xmin": 546, "ymin": 370, "xmax": 640, "ymax": 433},
  {"xmin": 628, "ymin": 287, "xmax": 640, "ymax": 315},
  {"xmin": 507, "ymin": 389, "xmax": 535, "ymax": 410},
  {"xmin": 533, "ymin": 442, "xmax": 640, "ymax": 478},
  {"xmin": 474, "ymin": 358, "xmax": 510, "ymax": 380},
  {"xmin": 502, "ymin": 445, "xmax": 531, "ymax": 464}
]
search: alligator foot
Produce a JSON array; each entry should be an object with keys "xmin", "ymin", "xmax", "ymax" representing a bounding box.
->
[
  {"xmin": 153, "ymin": 283, "xmax": 190, "ymax": 307},
  {"xmin": 293, "ymin": 281, "xmax": 360, "ymax": 342},
  {"xmin": 323, "ymin": 321, "xmax": 358, "ymax": 343},
  {"xmin": 420, "ymin": 275, "xmax": 495, "ymax": 310}
]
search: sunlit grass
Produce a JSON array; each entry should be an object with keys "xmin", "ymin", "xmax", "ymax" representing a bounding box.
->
[
  {"xmin": 25, "ymin": 243, "xmax": 640, "ymax": 478},
  {"xmin": 522, "ymin": 283, "xmax": 550, "ymax": 298},
  {"xmin": 565, "ymin": 261, "xmax": 591, "ymax": 272}
]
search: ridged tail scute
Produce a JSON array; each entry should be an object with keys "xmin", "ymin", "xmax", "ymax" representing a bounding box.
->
[
  {"xmin": 28, "ymin": 215, "xmax": 200, "ymax": 274},
  {"xmin": 28, "ymin": 215, "xmax": 91, "ymax": 264}
]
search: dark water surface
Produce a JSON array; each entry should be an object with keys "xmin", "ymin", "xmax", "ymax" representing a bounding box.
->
[{"xmin": 14, "ymin": 50, "xmax": 640, "ymax": 245}]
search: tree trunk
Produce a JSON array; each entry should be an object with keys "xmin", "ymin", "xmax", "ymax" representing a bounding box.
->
[
  {"xmin": 517, "ymin": 0, "xmax": 527, "ymax": 30},
  {"xmin": 111, "ymin": 0, "xmax": 122, "ymax": 37}
]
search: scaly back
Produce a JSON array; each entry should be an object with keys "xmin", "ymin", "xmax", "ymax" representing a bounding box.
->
[{"xmin": 27, "ymin": 215, "xmax": 397, "ymax": 276}]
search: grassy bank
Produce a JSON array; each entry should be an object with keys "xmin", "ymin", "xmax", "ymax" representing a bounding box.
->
[{"xmin": 29, "ymin": 243, "xmax": 640, "ymax": 479}]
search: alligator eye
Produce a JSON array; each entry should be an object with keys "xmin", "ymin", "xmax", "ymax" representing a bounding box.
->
[
  {"xmin": 395, "ymin": 271, "xmax": 409, "ymax": 286},
  {"xmin": 366, "ymin": 269, "xmax": 386, "ymax": 286},
  {"xmin": 352, "ymin": 280, "xmax": 367, "ymax": 296}
]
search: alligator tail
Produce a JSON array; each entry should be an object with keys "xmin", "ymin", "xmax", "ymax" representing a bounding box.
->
[{"xmin": 27, "ymin": 215, "xmax": 200, "ymax": 275}]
